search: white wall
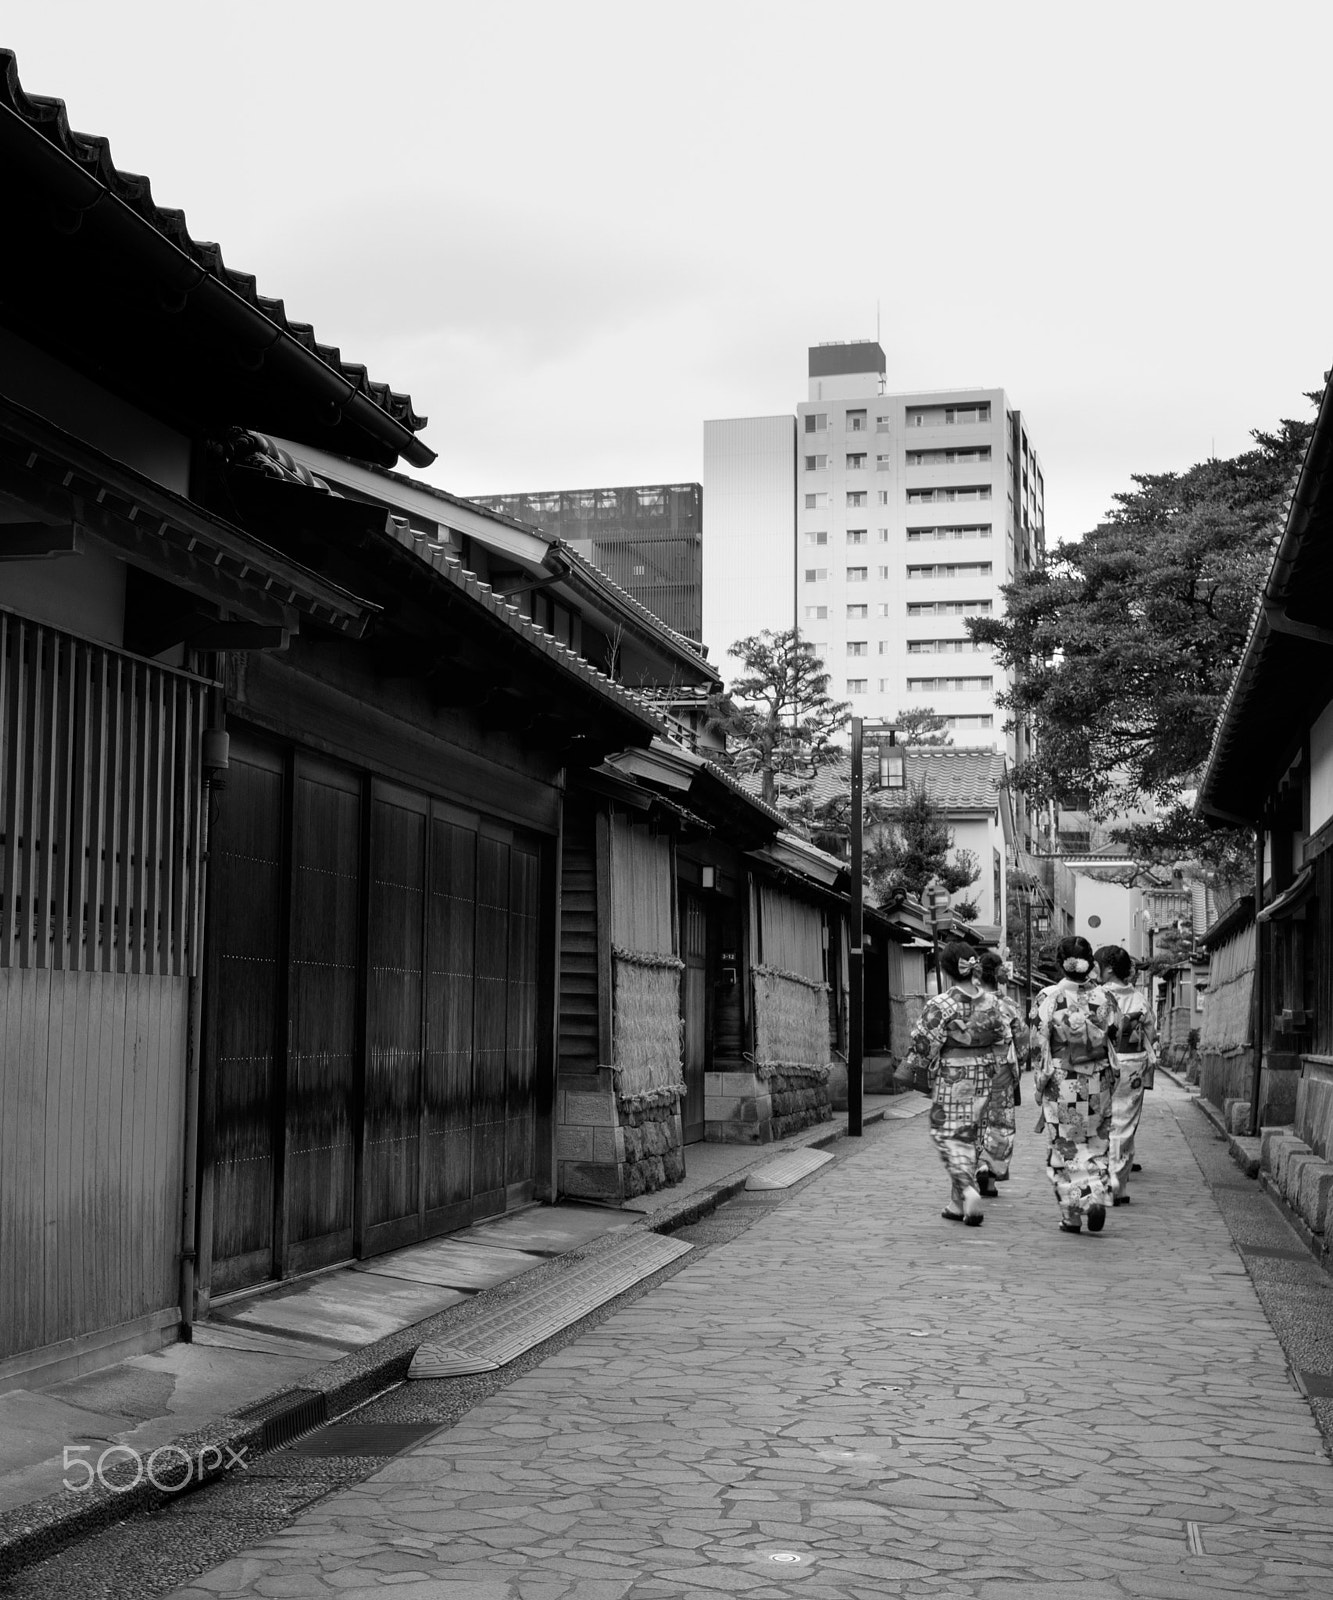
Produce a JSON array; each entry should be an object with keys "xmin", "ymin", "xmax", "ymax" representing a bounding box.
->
[
  {"xmin": 702, "ymin": 415, "xmax": 796, "ymax": 672},
  {"xmin": 1309, "ymin": 696, "xmax": 1333, "ymax": 837}
]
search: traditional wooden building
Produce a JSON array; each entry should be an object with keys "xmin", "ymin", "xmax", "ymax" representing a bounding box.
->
[{"xmin": 1197, "ymin": 368, "xmax": 1333, "ymax": 1148}]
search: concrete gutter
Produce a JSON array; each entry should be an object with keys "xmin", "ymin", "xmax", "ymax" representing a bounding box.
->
[{"xmin": 0, "ymin": 1095, "xmax": 916, "ymax": 1581}]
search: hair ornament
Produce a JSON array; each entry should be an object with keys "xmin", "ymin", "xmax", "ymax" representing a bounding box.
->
[{"xmin": 1062, "ymin": 956, "xmax": 1090, "ymax": 975}]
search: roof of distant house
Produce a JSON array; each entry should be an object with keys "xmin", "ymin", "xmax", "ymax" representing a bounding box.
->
[{"xmin": 753, "ymin": 746, "xmax": 1006, "ymax": 814}]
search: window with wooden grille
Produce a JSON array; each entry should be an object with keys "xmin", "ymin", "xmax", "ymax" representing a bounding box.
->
[{"xmin": 0, "ymin": 609, "xmax": 206, "ymax": 974}]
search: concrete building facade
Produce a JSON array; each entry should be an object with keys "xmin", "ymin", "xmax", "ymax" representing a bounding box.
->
[{"xmin": 703, "ymin": 343, "xmax": 1045, "ymax": 764}]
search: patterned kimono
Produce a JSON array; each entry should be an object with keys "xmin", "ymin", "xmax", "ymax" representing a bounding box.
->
[
  {"xmin": 978, "ymin": 991, "xmax": 1028, "ymax": 1181},
  {"xmin": 1033, "ymin": 979, "xmax": 1121, "ymax": 1223},
  {"xmin": 1103, "ymin": 980, "xmax": 1156, "ymax": 1198},
  {"xmin": 910, "ymin": 987, "xmax": 1013, "ymax": 1204}
]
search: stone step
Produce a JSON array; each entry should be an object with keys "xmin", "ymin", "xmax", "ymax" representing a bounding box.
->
[{"xmin": 408, "ymin": 1230, "xmax": 691, "ymax": 1379}]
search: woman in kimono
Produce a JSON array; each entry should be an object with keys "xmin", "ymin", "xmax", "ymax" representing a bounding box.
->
[
  {"xmin": 1033, "ymin": 935, "xmax": 1121, "ymax": 1234},
  {"xmin": 1093, "ymin": 944, "xmax": 1157, "ymax": 1205},
  {"xmin": 975, "ymin": 951, "xmax": 1028, "ymax": 1195},
  {"xmin": 909, "ymin": 941, "xmax": 1014, "ymax": 1227}
]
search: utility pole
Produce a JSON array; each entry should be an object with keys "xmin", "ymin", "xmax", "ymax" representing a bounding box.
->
[{"xmin": 848, "ymin": 716, "xmax": 863, "ymax": 1137}]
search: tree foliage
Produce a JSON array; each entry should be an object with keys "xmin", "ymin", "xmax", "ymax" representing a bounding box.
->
[
  {"xmin": 709, "ymin": 630, "xmax": 849, "ymax": 805},
  {"xmin": 887, "ymin": 706, "xmax": 952, "ymax": 746},
  {"xmin": 970, "ymin": 411, "xmax": 1315, "ymax": 862},
  {"xmin": 865, "ymin": 784, "xmax": 980, "ymax": 913}
]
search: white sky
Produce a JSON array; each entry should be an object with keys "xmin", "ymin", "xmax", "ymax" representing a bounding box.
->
[{"xmin": 6, "ymin": 0, "xmax": 1331, "ymax": 545}]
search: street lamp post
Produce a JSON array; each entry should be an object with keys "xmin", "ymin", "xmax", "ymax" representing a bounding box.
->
[{"xmin": 849, "ymin": 716, "xmax": 864, "ymax": 1138}]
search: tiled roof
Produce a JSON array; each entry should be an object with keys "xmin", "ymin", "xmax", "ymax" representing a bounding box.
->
[
  {"xmin": 746, "ymin": 746, "xmax": 1006, "ymax": 813},
  {"xmin": 0, "ymin": 50, "xmax": 430, "ymax": 464}
]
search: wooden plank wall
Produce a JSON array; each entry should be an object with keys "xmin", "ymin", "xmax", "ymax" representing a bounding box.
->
[{"xmin": 0, "ymin": 608, "xmax": 204, "ymax": 1360}]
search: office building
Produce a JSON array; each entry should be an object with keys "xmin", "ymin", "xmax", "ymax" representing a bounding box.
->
[
  {"xmin": 704, "ymin": 342, "xmax": 1045, "ymax": 761},
  {"xmin": 472, "ymin": 482, "xmax": 703, "ymax": 641}
]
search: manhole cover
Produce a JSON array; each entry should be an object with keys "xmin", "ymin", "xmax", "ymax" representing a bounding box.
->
[{"xmin": 286, "ymin": 1423, "xmax": 441, "ymax": 1457}]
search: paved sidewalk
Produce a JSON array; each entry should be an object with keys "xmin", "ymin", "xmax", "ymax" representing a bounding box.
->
[{"xmin": 126, "ymin": 1077, "xmax": 1333, "ymax": 1600}]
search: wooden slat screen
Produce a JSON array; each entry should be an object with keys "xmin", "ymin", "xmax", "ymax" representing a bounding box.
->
[
  {"xmin": 756, "ymin": 882, "xmax": 825, "ymax": 982},
  {"xmin": 0, "ymin": 609, "xmax": 205, "ymax": 976},
  {"xmin": 609, "ymin": 811, "xmax": 674, "ymax": 955}
]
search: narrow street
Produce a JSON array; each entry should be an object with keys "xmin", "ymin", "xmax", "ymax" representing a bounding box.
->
[{"xmin": 12, "ymin": 1080, "xmax": 1331, "ymax": 1600}]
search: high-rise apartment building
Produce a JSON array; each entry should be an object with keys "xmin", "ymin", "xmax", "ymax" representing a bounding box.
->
[
  {"xmin": 704, "ymin": 342, "xmax": 1045, "ymax": 761},
  {"xmin": 471, "ymin": 483, "xmax": 703, "ymax": 640}
]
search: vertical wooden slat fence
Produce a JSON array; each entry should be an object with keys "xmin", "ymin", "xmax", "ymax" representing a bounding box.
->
[{"xmin": 0, "ymin": 607, "xmax": 206, "ymax": 1368}]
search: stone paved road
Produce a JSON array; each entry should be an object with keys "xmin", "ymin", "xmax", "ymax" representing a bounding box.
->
[{"xmin": 165, "ymin": 1081, "xmax": 1333, "ymax": 1600}]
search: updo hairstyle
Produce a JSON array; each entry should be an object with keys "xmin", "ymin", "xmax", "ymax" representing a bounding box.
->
[
  {"xmin": 940, "ymin": 941, "xmax": 980, "ymax": 981},
  {"xmin": 1093, "ymin": 944, "xmax": 1134, "ymax": 983},
  {"xmin": 1056, "ymin": 934, "xmax": 1095, "ymax": 979},
  {"xmin": 978, "ymin": 950, "xmax": 1006, "ymax": 988}
]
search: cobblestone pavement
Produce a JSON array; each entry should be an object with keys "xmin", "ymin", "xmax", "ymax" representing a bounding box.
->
[{"xmin": 153, "ymin": 1081, "xmax": 1333, "ymax": 1600}]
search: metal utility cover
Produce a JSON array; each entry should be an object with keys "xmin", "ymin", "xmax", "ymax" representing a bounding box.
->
[
  {"xmin": 746, "ymin": 1149, "xmax": 834, "ymax": 1190},
  {"xmin": 286, "ymin": 1423, "xmax": 441, "ymax": 1457}
]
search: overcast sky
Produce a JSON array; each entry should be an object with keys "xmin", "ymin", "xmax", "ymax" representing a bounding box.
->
[{"xmin": 7, "ymin": 1, "xmax": 1331, "ymax": 545}]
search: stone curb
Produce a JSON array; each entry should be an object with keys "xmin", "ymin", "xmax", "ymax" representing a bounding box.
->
[
  {"xmin": 1257, "ymin": 1171, "xmax": 1333, "ymax": 1276},
  {"xmin": 0, "ymin": 1100, "xmax": 902, "ymax": 1580}
]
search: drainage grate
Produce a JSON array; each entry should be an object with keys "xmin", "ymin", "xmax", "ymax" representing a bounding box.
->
[
  {"xmin": 410, "ymin": 1230, "xmax": 691, "ymax": 1379},
  {"xmin": 231, "ymin": 1387, "xmax": 328, "ymax": 1452},
  {"xmin": 1298, "ymin": 1371, "xmax": 1333, "ymax": 1399},
  {"xmin": 746, "ymin": 1149, "xmax": 834, "ymax": 1191},
  {"xmin": 285, "ymin": 1422, "xmax": 440, "ymax": 1457},
  {"xmin": 1239, "ymin": 1243, "xmax": 1311, "ymax": 1262},
  {"xmin": 1185, "ymin": 1522, "xmax": 1206, "ymax": 1555}
]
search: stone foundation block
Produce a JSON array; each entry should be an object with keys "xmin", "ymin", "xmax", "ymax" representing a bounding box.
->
[
  {"xmin": 560, "ymin": 1160, "xmax": 623, "ymax": 1202},
  {"xmin": 1275, "ymin": 1137, "xmax": 1313, "ymax": 1191},
  {"xmin": 1224, "ymin": 1098, "xmax": 1252, "ymax": 1136},
  {"xmin": 1295, "ymin": 1159, "xmax": 1333, "ymax": 1235},
  {"xmin": 563, "ymin": 1089, "xmax": 617, "ymax": 1127},
  {"xmin": 1261, "ymin": 1125, "xmax": 1296, "ymax": 1170},
  {"xmin": 1284, "ymin": 1150, "xmax": 1319, "ymax": 1207},
  {"xmin": 556, "ymin": 1125, "xmax": 594, "ymax": 1162}
]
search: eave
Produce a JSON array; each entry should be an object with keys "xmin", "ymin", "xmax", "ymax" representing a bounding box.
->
[
  {"xmin": 0, "ymin": 393, "xmax": 377, "ymax": 636},
  {"xmin": 0, "ymin": 51, "xmax": 431, "ymax": 469}
]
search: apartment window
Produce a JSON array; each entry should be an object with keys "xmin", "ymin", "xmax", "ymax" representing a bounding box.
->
[
  {"xmin": 847, "ymin": 678, "xmax": 867, "ymax": 694},
  {"xmin": 804, "ymin": 568, "xmax": 828, "ymax": 583},
  {"xmin": 805, "ymin": 412, "xmax": 827, "ymax": 433},
  {"xmin": 877, "ymin": 491, "xmax": 889, "ymax": 505},
  {"xmin": 847, "ymin": 410, "xmax": 866, "ymax": 432},
  {"xmin": 877, "ymin": 603, "xmax": 891, "ymax": 617},
  {"xmin": 906, "ymin": 675, "xmax": 994, "ymax": 692},
  {"xmin": 907, "ymin": 599, "xmax": 993, "ymax": 616},
  {"xmin": 847, "ymin": 641, "xmax": 868, "ymax": 657},
  {"xmin": 906, "ymin": 524, "xmax": 993, "ymax": 542},
  {"xmin": 805, "ymin": 605, "xmax": 827, "ymax": 620},
  {"xmin": 847, "ymin": 529, "xmax": 867, "ymax": 545},
  {"xmin": 847, "ymin": 453, "xmax": 866, "ymax": 470},
  {"xmin": 846, "ymin": 566, "xmax": 868, "ymax": 582},
  {"xmin": 805, "ymin": 530, "xmax": 828, "ymax": 545},
  {"xmin": 877, "ymin": 528, "xmax": 889, "ymax": 541},
  {"xmin": 876, "ymin": 415, "xmax": 891, "ymax": 432},
  {"xmin": 805, "ymin": 492, "xmax": 827, "ymax": 509},
  {"xmin": 905, "ymin": 562, "xmax": 993, "ymax": 580},
  {"xmin": 847, "ymin": 491, "xmax": 867, "ymax": 508},
  {"xmin": 876, "ymin": 455, "xmax": 892, "ymax": 471},
  {"xmin": 907, "ymin": 638, "xmax": 987, "ymax": 654},
  {"xmin": 943, "ymin": 714, "xmax": 994, "ymax": 729},
  {"xmin": 945, "ymin": 404, "xmax": 990, "ymax": 423},
  {"xmin": 905, "ymin": 485, "xmax": 993, "ymax": 504},
  {"xmin": 878, "ymin": 640, "xmax": 891, "ymax": 654},
  {"xmin": 847, "ymin": 603, "xmax": 867, "ymax": 619},
  {"xmin": 877, "ymin": 565, "xmax": 890, "ymax": 579},
  {"xmin": 804, "ymin": 454, "xmax": 828, "ymax": 471}
]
